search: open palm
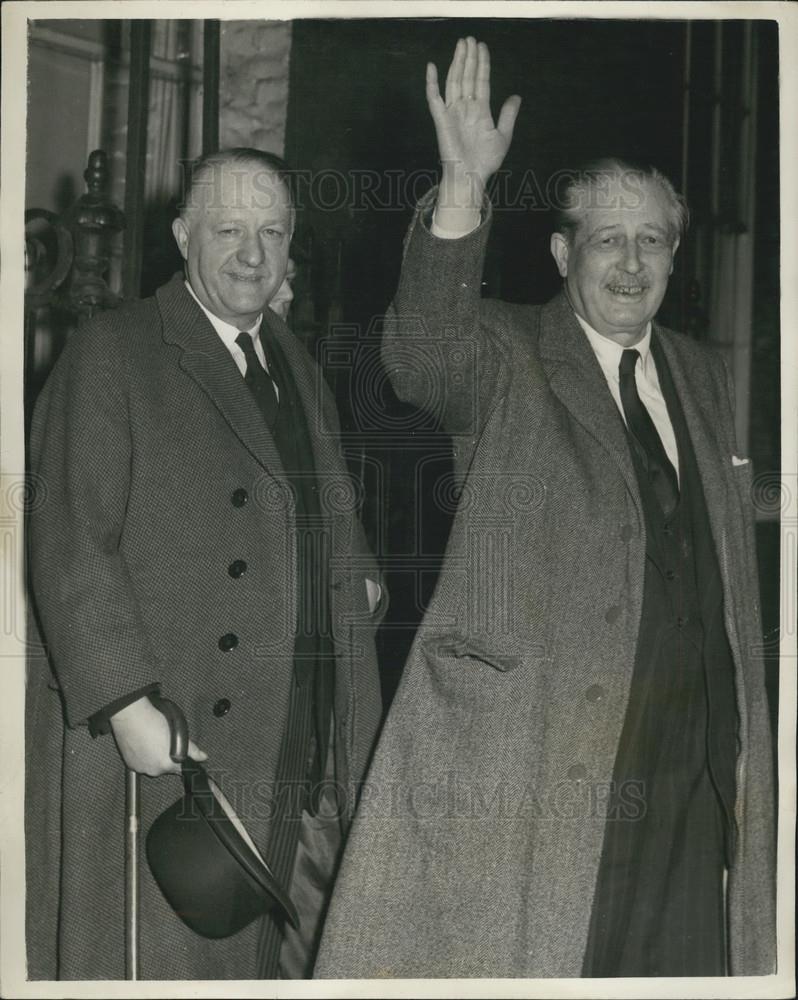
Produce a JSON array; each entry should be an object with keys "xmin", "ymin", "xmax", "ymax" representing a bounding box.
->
[{"xmin": 427, "ymin": 37, "xmax": 521, "ymax": 186}]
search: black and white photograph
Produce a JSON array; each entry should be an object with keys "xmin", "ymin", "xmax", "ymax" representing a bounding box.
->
[{"xmin": 0, "ymin": 2, "xmax": 795, "ymax": 996}]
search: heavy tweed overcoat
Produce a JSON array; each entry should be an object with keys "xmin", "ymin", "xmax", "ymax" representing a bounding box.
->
[
  {"xmin": 26, "ymin": 274, "xmax": 383, "ymax": 980},
  {"xmin": 314, "ymin": 195, "xmax": 776, "ymax": 978}
]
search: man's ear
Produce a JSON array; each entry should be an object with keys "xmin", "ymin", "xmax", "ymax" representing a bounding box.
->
[
  {"xmin": 550, "ymin": 232, "xmax": 569, "ymax": 278},
  {"xmin": 668, "ymin": 235, "xmax": 680, "ymax": 275},
  {"xmin": 172, "ymin": 217, "xmax": 189, "ymax": 261}
]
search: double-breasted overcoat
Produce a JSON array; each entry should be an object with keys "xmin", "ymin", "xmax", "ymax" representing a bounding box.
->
[{"xmin": 26, "ymin": 274, "xmax": 383, "ymax": 980}]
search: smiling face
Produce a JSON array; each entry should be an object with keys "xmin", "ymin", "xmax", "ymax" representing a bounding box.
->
[
  {"xmin": 172, "ymin": 159, "xmax": 293, "ymax": 329},
  {"xmin": 550, "ymin": 173, "xmax": 679, "ymax": 346}
]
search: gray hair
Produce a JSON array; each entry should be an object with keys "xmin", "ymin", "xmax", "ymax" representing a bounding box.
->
[
  {"xmin": 178, "ymin": 147, "xmax": 295, "ymax": 218},
  {"xmin": 552, "ymin": 157, "xmax": 688, "ymax": 245}
]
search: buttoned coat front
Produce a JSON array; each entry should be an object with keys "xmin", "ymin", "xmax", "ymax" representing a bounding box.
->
[
  {"xmin": 314, "ymin": 198, "xmax": 776, "ymax": 978},
  {"xmin": 26, "ymin": 274, "xmax": 383, "ymax": 980}
]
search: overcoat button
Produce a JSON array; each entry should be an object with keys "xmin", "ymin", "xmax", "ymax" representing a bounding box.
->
[
  {"xmin": 228, "ymin": 560, "xmax": 247, "ymax": 578},
  {"xmin": 585, "ymin": 684, "xmax": 605, "ymax": 703},
  {"xmin": 218, "ymin": 632, "xmax": 239, "ymax": 651},
  {"xmin": 231, "ymin": 488, "xmax": 249, "ymax": 508},
  {"xmin": 567, "ymin": 763, "xmax": 587, "ymax": 781},
  {"xmin": 604, "ymin": 605, "xmax": 621, "ymax": 624},
  {"xmin": 620, "ymin": 524, "xmax": 633, "ymax": 541},
  {"xmin": 665, "ymin": 569, "xmax": 676, "ymax": 580},
  {"xmin": 213, "ymin": 698, "xmax": 231, "ymax": 717}
]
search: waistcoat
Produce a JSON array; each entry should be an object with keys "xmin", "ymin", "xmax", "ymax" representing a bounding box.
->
[{"xmin": 582, "ymin": 336, "xmax": 739, "ymax": 976}]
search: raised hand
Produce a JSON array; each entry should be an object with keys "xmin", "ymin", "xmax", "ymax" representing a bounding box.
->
[{"xmin": 426, "ymin": 37, "xmax": 521, "ymax": 222}]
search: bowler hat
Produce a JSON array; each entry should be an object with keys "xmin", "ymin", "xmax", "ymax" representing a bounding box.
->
[{"xmin": 145, "ymin": 700, "xmax": 299, "ymax": 938}]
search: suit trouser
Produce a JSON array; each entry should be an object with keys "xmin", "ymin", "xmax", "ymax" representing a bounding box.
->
[{"xmin": 582, "ymin": 765, "xmax": 727, "ymax": 976}]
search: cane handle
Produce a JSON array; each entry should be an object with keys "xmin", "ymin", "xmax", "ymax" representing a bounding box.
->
[{"xmin": 149, "ymin": 693, "xmax": 189, "ymax": 763}]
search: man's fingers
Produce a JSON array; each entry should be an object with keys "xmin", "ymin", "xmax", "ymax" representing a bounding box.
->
[
  {"xmin": 461, "ymin": 36, "xmax": 477, "ymax": 99},
  {"xmin": 497, "ymin": 94, "xmax": 522, "ymax": 142},
  {"xmin": 135, "ymin": 752, "xmax": 182, "ymax": 778},
  {"xmin": 187, "ymin": 740, "xmax": 208, "ymax": 763},
  {"xmin": 475, "ymin": 41, "xmax": 491, "ymax": 104},
  {"xmin": 444, "ymin": 37, "xmax": 465, "ymax": 105},
  {"xmin": 152, "ymin": 741, "xmax": 206, "ymax": 776},
  {"xmin": 426, "ymin": 62, "xmax": 445, "ymax": 115},
  {"xmin": 159, "ymin": 739, "xmax": 206, "ymax": 775}
]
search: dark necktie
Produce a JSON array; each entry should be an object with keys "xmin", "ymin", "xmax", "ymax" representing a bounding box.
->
[
  {"xmin": 618, "ymin": 348, "xmax": 679, "ymax": 516},
  {"xmin": 236, "ymin": 331, "xmax": 279, "ymax": 427}
]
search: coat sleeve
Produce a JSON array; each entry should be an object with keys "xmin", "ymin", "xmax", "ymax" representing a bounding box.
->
[
  {"xmin": 28, "ymin": 313, "xmax": 161, "ymax": 726},
  {"xmin": 381, "ymin": 187, "xmax": 506, "ymax": 434}
]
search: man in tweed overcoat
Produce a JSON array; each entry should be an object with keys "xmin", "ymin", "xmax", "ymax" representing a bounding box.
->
[
  {"xmin": 315, "ymin": 38, "xmax": 775, "ymax": 978},
  {"xmin": 26, "ymin": 149, "xmax": 383, "ymax": 979}
]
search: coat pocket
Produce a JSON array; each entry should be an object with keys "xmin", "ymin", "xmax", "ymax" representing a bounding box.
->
[{"xmin": 422, "ymin": 633, "xmax": 522, "ymax": 673}]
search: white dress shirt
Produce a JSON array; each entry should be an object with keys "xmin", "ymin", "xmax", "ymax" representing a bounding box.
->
[
  {"xmin": 574, "ymin": 315, "xmax": 680, "ymax": 481},
  {"xmin": 184, "ymin": 281, "xmax": 278, "ymax": 397},
  {"xmin": 428, "ymin": 213, "xmax": 680, "ymax": 481}
]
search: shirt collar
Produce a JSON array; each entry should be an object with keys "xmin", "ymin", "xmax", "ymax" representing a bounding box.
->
[
  {"xmin": 571, "ymin": 309, "xmax": 653, "ymax": 380},
  {"xmin": 184, "ymin": 280, "xmax": 262, "ymax": 349}
]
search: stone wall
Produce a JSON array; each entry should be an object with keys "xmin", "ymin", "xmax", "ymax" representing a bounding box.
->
[{"xmin": 219, "ymin": 20, "xmax": 292, "ymax": 155}]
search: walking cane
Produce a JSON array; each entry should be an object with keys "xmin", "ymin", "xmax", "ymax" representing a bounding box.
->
[
  {"xmin": 124, "ymin": 767, "xmax": 140, "ymax": 981},
  {"xmin": 124, "ymin": 696, "xmax": 189, "ymax": 981}
]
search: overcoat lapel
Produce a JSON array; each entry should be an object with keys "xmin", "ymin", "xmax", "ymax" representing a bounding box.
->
[
  {"xmin": 260, "ymin": 308, "xmax": 361, "ymax": 573},
  {"xmin": 537, "ymin": 291, "xmax": 643, "ymax": 519},
  {"xmin": 654, "ymin": 329, "xmax": 729, "ymax": 548},
  {"xmin": 157, "ymin": 274, "xmax": 287, "ymax": 480},
  {"xmin": 536, "ymin": 295, "xmax": 730, "ymax": 541},
  {"xmin": 260, "ymin": 306, "xmax": 346, "ymax": 486},
  {"xmin": 157, "ymin": 274, "xmax": 355, "ymax": 558}
]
